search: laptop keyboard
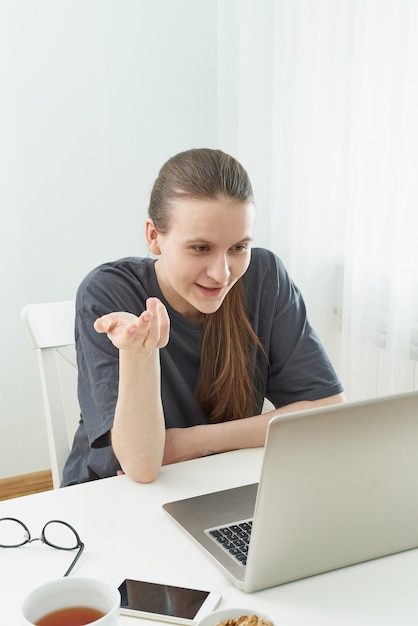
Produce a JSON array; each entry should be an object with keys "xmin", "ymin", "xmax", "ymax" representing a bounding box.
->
[{"xmin": 205, "ymin": 518, "xmax": 253, "ymax": 566}]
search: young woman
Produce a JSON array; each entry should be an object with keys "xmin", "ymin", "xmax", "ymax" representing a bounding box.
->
[{"xmin": 62, "ymin": 149, "xmax": 345, "ymax": 486}]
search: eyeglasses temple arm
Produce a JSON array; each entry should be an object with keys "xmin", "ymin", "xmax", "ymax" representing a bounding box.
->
[{"xmin": 63, "ymin": 541, "xmax": 85, "ymax": 577}]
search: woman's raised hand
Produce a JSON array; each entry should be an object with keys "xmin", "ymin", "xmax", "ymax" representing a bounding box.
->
[{"xmin": 93, "ymin": 297, "xmax": 170, "ymax": 353}]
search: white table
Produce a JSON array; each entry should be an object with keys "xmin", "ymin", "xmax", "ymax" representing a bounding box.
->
[{"xmin": 1, "ymin": 448, "xmax": 418, "ymax": 625}]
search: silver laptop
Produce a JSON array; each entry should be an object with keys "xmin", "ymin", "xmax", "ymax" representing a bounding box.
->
[{"xmin": 163, "ymin": 390, "xmax": 418, "ymax": 592}]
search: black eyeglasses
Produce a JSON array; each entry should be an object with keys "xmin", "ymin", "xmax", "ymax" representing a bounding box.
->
[{"xmin": 0, "ymin": 517, "xmax": 84, "ymax": 577}]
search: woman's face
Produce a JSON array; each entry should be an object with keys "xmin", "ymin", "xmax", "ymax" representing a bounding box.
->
[{"xmin": 147, "ymin": 197, "xmax": 255, "ymax": 323}]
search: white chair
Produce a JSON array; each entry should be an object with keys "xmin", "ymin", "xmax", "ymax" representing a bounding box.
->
[{"xmin": 21, "ymin": 301, "xmax": 77, "ymax": 488}]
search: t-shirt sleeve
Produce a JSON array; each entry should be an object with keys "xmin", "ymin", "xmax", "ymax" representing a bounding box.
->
[
  {"xmin": 74, "ymin": 259, "xmax": 155, "ymax": 449},
  {"xmin": 261, "ymin": 255, "xmax": 343, "ymax": 408},
  {"xmin": 75, "ymin": 302, "xmax": 120, "ymax": 448}
]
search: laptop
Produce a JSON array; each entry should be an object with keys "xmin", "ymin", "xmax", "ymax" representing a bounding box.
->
[{"xmin": 163, "ymin": 390, "xmax": 418, "ymax": 592}]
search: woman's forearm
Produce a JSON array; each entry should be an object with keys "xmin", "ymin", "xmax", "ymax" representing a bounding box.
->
[
  {"xmin": 206, "ymin": 392, "xmax": 347, "ymax": 454},
  {"xmin": 94, "ymin": 300, "xmax": 170, "ymax": 483},
  {"xmin": 163, "ymin": 392, "xmax": 347, "ymax": 464},
  {"xmin": 111, "ymin": 348, "xmax": 166, "ymax": 483}
]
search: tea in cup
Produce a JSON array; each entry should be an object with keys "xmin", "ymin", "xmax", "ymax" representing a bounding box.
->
[{"xmin": 21, "ymin": 577, "xmax": 120, "ymax": 626}]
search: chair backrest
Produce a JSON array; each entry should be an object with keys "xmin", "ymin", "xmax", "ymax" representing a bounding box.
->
[{"xmin": 21, "ymin": 301, "xmax": 77, "ymax": 488}]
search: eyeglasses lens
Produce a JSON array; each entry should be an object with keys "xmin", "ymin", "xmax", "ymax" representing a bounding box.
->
[
  {"xmin": 43, "ymin": 521, "xmax": 79, "ymax": 550},
  {"xmin": 0, "ymin": 518, "xmax": 29, "ymax": 547}
]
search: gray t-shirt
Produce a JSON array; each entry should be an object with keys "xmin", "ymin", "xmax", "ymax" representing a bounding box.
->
[{"xmin": 62, "ymin": 248, "xmax": 343, "ymax": 486}]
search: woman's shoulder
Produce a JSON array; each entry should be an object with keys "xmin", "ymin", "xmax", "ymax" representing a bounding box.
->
[
  {"xmin": 85, "ymin": 255, "xmax": 152, "ymax": 277},
  {"xmin": 248, "ymin": 247, "xmax": 288, "ymax": 281},
  {"xmin": 80, "ymin": 256, "xmax": 153, "ymax": 284},
  {"xmin": 76, "ymin": 257, "xmax": 156, "ymax": 312},
  {"xmin": 245, "ymin": 248, "xmax": 299, "ymax": 310}
]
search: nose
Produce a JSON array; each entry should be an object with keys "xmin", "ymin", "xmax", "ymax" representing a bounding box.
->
[{"xmin": 206, "ymin": 253, "xmax": 230, "ymax": 284}]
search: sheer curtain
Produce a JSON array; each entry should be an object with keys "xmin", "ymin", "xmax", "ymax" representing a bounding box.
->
[{"xmin": 218, "ymin": 0, "xmax": 418, "ymax": 401}]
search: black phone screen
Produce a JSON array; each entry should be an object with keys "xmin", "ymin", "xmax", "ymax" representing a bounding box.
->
[{"xmin": 118, "ymin": 579, "xmax": 211, "ymax": 619}]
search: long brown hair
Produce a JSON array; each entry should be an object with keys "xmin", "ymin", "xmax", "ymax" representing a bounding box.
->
[{"xmin": 148, "ymin": 149, "xmax": 264, "ymax": 422}]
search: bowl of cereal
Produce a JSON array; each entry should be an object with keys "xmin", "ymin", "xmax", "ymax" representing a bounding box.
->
[{"xmin": 197, "ymin": 607, "xmax": 276, "ymax": 626}]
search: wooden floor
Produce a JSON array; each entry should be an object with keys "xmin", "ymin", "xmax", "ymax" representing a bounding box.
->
[{"xmin": 0, "ymin": 470, "xmax": 53, "ymax": 501}]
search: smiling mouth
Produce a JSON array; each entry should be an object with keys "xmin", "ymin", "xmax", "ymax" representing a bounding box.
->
[{"xmin": 196, "ymin": 284, "xmax": 226, "ymax": 297}]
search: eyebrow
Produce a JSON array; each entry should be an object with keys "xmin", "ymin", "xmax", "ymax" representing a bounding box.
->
[{"xmin": 183, "ymin": 236, "xmax": 254, "ymax": 244}]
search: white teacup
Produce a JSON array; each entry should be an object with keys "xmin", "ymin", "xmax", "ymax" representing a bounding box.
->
[{"xmin": 21, "ymin": 576, "xmax": 120, "ymax": 626}]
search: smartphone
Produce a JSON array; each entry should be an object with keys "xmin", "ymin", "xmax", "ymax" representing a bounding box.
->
[{"xmin": 117, "ymin": 578, "xmax": 221, "ymax": 624}]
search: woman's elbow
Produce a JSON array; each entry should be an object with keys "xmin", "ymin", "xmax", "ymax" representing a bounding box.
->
[{"xmin": 122, "ymin": 463, "xmax": 161, "ymax": 484}]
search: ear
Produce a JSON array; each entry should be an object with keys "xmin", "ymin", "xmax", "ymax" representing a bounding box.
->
[{"xmin": 145, "ymin": 219, "xmax": 162, "ymax": 255}]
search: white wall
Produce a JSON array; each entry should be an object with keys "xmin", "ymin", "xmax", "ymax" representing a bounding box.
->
[{"xmin": 0, "ymin": 0, "xmax": 218, "ymax": 478}]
